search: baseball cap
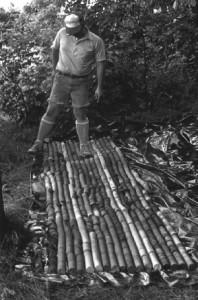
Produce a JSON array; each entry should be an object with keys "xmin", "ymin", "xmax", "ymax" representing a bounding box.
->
[{"xmin": 65, "ymin": 14, "xmax": 82, "ymax": 35}]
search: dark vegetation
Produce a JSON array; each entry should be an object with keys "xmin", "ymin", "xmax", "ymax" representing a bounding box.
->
[
  {"xmin": 1, "ymin": 0, "xmax": 198, "ymax": 299},
  {"xmin": 1, "ymin": 0, "xmax": 198, "ymax": 126}
]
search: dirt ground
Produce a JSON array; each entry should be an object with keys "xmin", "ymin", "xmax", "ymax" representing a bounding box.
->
[{"xmin": 1, "ymin": 118, "xmax": 198, "ymax": 300}]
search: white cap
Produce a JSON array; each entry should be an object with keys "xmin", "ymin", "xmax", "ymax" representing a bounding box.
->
[{"xmin": 65, "ymin": 14, "xmax": 81, "ymax": 35}]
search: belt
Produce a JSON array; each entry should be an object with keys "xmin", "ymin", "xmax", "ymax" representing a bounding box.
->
[{"xmin": 56, "ymin": 70, "xmax": 89, "ymax": 79}]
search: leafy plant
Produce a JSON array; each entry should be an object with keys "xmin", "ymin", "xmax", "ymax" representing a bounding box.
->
[{"xmin": 0, "ymin": 0, "xmax": 198, "ymax": 124}]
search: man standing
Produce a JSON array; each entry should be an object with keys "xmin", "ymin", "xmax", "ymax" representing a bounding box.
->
[{"xmin": 28, "ymin": 11, "xmax": 106, "ymax": 158}]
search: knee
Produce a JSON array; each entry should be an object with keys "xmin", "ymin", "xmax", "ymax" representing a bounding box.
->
[
  {"xmin": 45, "ymin": 103, "xmax": 60, "ymax": 119},
  {"xmin": 73, "ymin": 107, "xmax": 87, "ymax": 122}
]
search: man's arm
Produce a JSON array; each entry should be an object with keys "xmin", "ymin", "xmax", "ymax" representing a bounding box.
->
[
  {"xmin": 95, "ymin": 60, "xmax": 106, "ymax": 102},
  {"xmin": 52, "ymin": 48, "xmax": 59, "ymax": 72},
  {"xmin": 51, "ymin": 48, "xmax": 59, "ymax": 82}
]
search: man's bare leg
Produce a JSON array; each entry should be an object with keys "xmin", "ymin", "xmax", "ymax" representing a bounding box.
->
[{"xmin": 28, "ymin": 103, "xmax": 61, "ymax": 155}]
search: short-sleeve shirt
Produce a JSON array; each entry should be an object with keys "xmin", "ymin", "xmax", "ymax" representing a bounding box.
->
[{"xmin": 52, "ymin": 28, "xmax": 106, "ymax": 76}]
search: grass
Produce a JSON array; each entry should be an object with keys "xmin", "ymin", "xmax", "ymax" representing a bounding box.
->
[{"xmin": 1, "ymin": 117, "xmax": 198, "ymax": 299}]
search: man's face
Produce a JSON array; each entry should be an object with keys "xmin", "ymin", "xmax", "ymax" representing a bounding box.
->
[
  {"xmin": 65, "ymin": 14, "xmax": 83, "ymax": 36},
  {"xmin": 71, "ymin": 25, "xmax": 83, "ymax": 38}
]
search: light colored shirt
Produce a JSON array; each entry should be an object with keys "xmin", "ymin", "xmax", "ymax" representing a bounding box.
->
[{"xmin": 52, "ymin": 28, "xmax": 106, "ymax": 76}]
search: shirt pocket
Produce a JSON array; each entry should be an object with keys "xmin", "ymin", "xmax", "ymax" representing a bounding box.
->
[
  {"xmin": 77, "ymin": 45, "xmax": 94, "ymax": 63},
  {"xmin": 83, "ymin": 50, "xmax": 94, "ymax": 62}
]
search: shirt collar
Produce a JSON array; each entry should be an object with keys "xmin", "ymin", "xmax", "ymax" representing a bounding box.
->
[
  {"xmin": 66, "ymin": 27, "xmax": 93, "ymax": 43},
  {"xmin": 78, "ymin": 27, "xmax": 93, "ymax": 41}
]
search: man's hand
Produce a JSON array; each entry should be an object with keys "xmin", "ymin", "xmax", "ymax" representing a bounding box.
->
[
  {"xmin": 95, "ymin": 86, "xmax": 103, "ymax": 103},
  {"xmin": 52, "ymin": 70, "xmax": 56, "ymax": 84}
]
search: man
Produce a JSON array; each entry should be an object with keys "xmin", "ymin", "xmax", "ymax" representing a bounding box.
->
[{"xmin": 28, "ymin": 11, "xmax": 106, "ymax": 158}]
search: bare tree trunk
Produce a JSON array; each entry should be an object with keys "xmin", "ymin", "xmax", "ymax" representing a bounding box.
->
[{"xmin": 0, "ymin": 166, "xmax": 5, "ymax": 243}]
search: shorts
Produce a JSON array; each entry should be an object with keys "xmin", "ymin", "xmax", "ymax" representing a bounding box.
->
[{"xmin": 48, "ymin": 72, "xmax": 90, "ymax": 107}]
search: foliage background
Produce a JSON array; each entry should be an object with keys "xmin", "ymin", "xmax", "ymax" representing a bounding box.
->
[{"xmin": 0, "ymin": 0, "xmax": 198, "ymax": 126}]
